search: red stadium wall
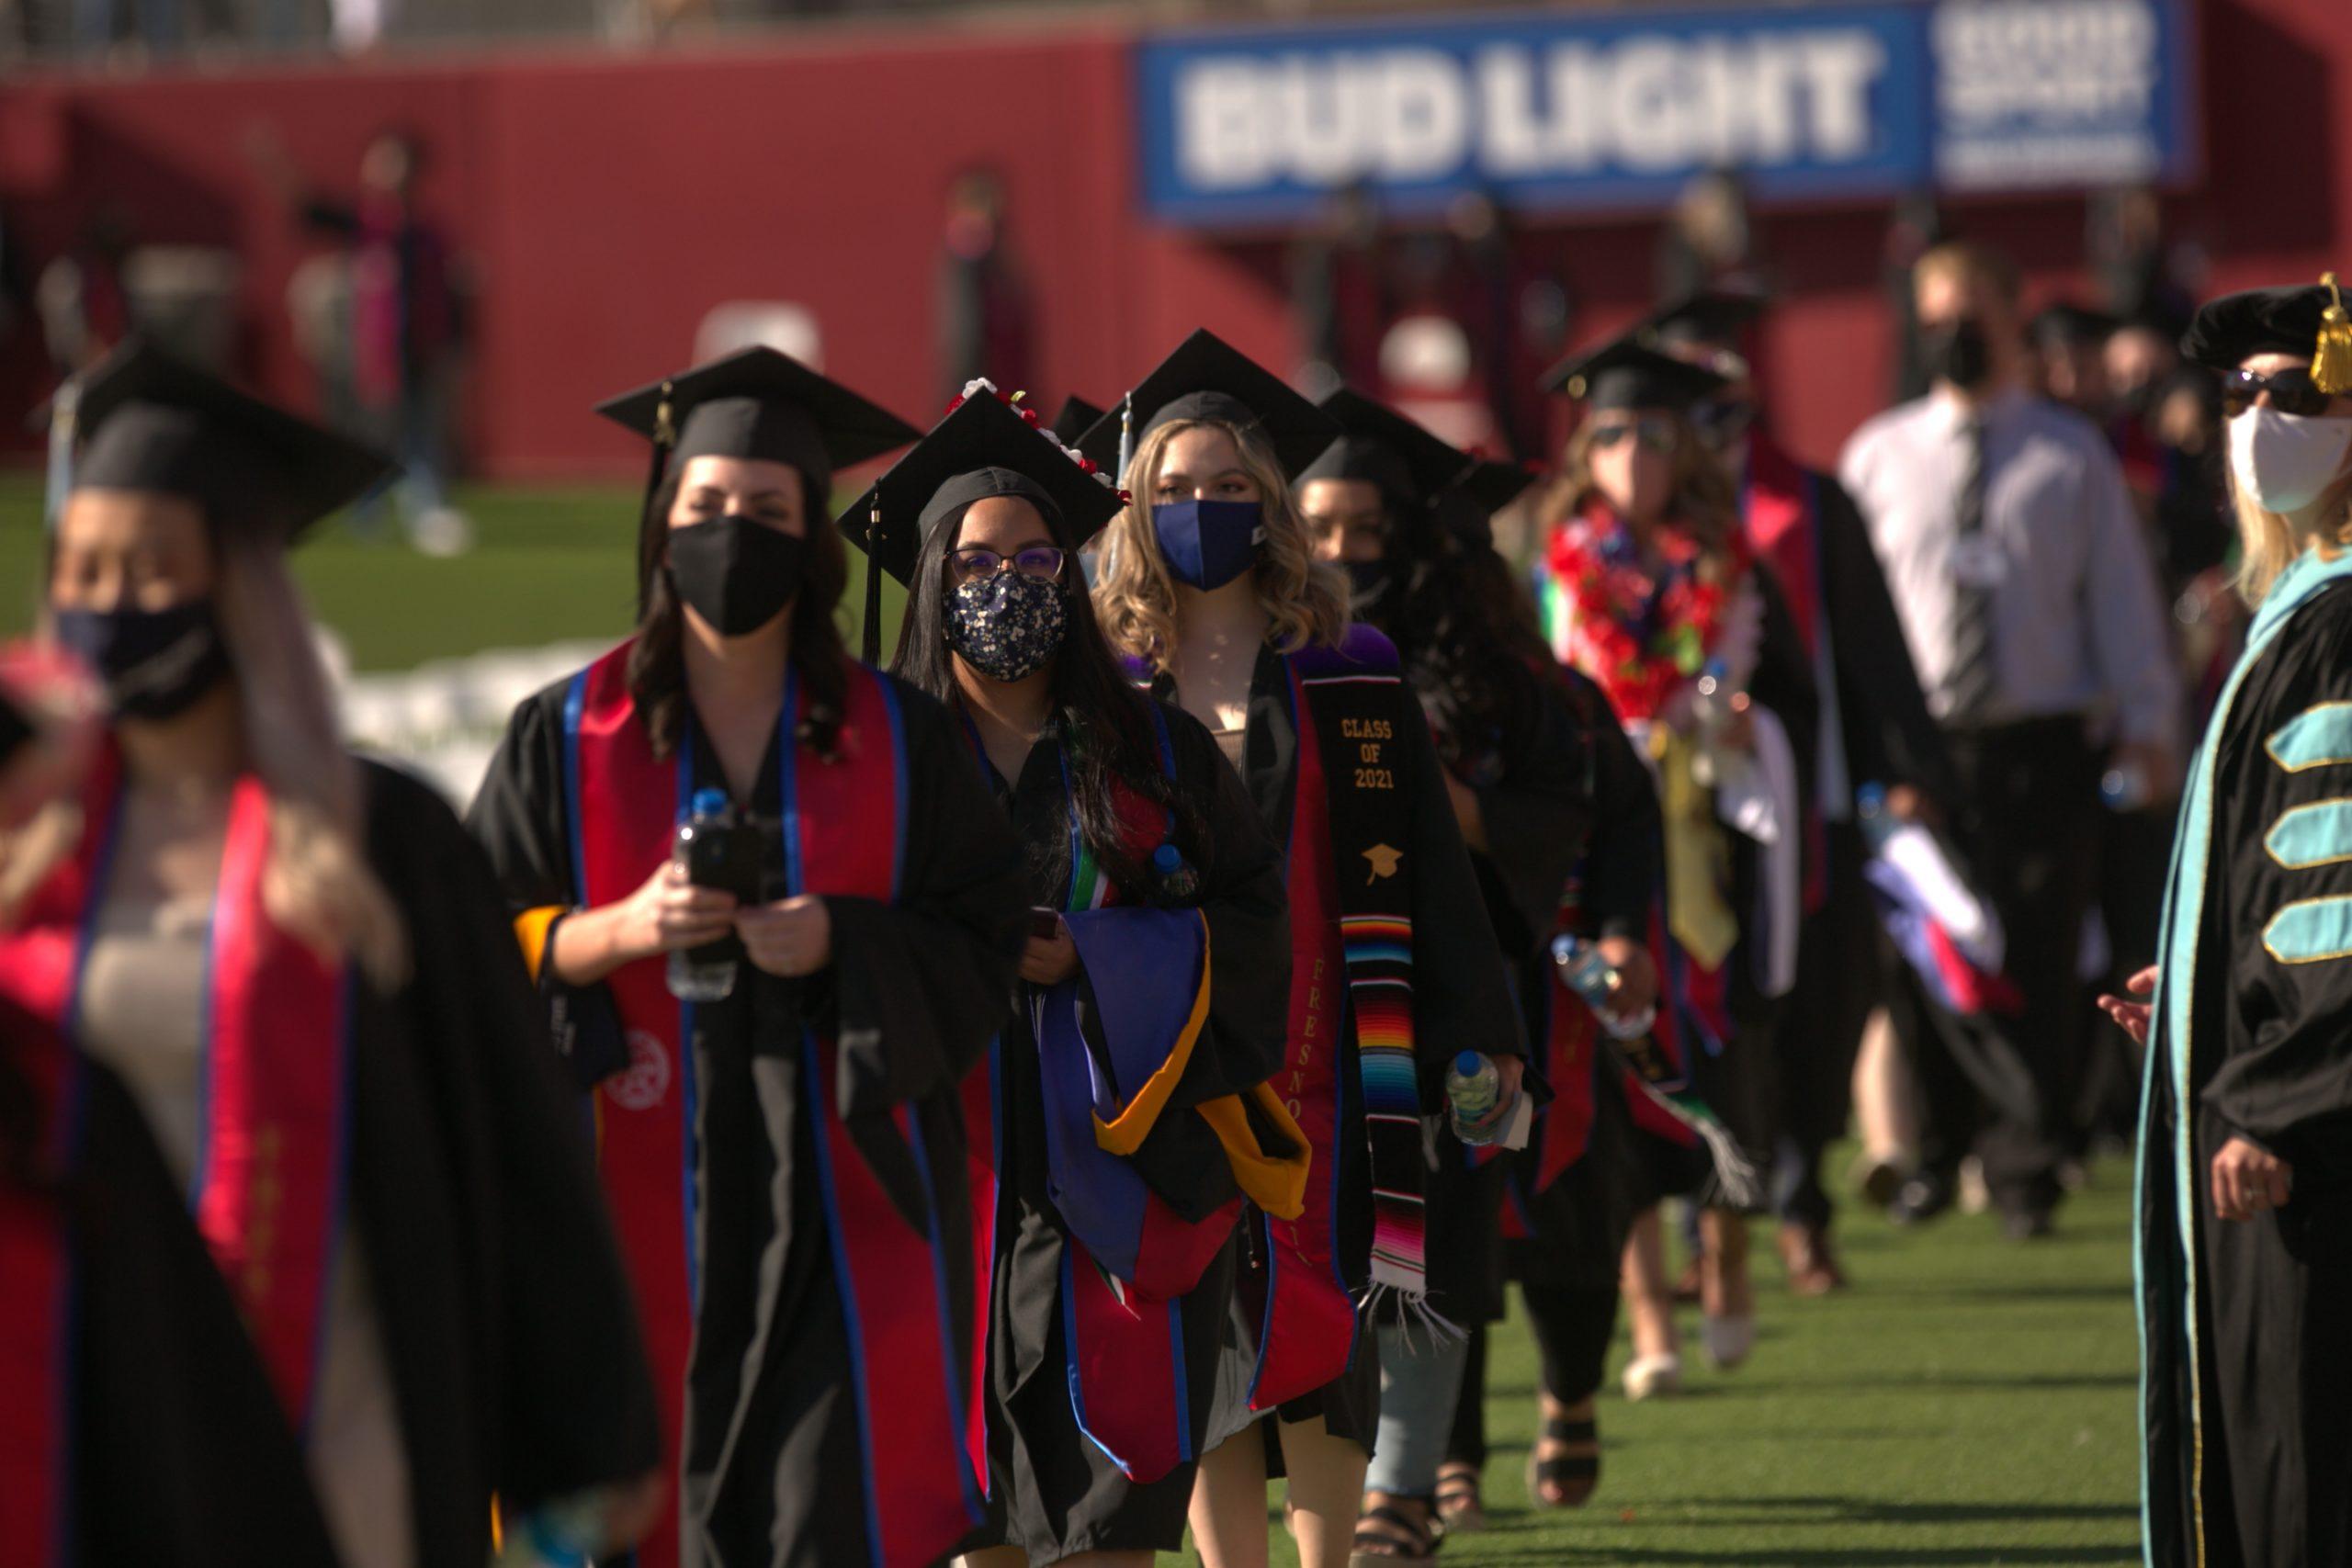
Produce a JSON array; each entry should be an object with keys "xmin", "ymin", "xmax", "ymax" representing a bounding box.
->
[{"xmin": 0, "ymin": 0, "xmax": 2347, "ymax": 481}]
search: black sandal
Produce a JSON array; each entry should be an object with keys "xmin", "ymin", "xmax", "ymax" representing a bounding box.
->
[
  {"xmin": 1350, "ymin": 1501, "xmax": 1442, "ymax": 1566},
  {"xmin": 1524, "ymin": 1415, "xmax": 1600, "ymax": 1509},
  {"xmin": 1433, "ymin": 1464, "xmax": 1485, "ymax": 1533}
]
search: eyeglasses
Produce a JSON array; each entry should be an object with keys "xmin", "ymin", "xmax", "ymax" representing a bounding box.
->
[
  {"xmin": 2222, "ymin": 366, "xmax": 2335, "ymax": 420},
  {"xmin": 1589, "ymin": 415, "xmax": 1679, "ymax": 455},
  {"xmin": 950, "ymin": 545, "xmax": 1069, "ymax": 584}
]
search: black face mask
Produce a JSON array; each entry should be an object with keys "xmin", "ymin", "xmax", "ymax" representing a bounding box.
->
[
  {"xmin": 1343, "ymin": 557, "xmax": 1391, "ymax": 608},
  {"xmin": 50, "ymin": 600, "xmax": 232, "ymax": 721},
  {"xmin": 666, "ymin": 516, "xmax": 808, "ymax": 636},
  {"xmin": 1922, "ymin": 318, "xmax": 1995, "ymax": 391}
]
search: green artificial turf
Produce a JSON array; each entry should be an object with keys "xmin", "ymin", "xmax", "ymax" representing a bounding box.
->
[
  {"xmin": 0, "ymin": 478, "xmax": 909, "ymax": 668},
  {"xmin": 1210, "ymin": 1156, "xmax": 2140, "ymax": 1567},
  {"xmin": 0, "ymin": 477, "xmax": 2143, "ymax": 1565}
]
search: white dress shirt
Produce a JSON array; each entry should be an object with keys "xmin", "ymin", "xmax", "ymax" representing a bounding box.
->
[{"xmin": 1838, "ymin": 386, "xmax": 2181, "ymax": 754}]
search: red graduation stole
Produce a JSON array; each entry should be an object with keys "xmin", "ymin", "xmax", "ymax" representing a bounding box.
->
[
  {"xmin": 0, "ymin": 747, "xmax": 356, "ymax": 1562},
  {"xmin": 561, "ymin": 642, "xmax": 979, "ymax": 1568},
  {"xmin": 1239, "ymin": 649, "xmax": 1374, "ymax": 1413}
]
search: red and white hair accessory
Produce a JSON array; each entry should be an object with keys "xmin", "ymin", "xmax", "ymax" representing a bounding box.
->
[{"xmin": 949, "ymin": 378, "xmax": 1126, "ymax": 498}]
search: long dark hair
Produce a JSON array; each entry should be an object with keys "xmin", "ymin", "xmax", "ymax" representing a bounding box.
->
[
  {"xmin": 891, "ymin": 501, "xmax": 1198, "ymax": 902},
  {"xmin": 1363, "ymin": 499, "xmax": 1550, "ymax": 778},
  {"xmin": 626, "ymin": 468, "xmax": 852, "ymax": 761}
]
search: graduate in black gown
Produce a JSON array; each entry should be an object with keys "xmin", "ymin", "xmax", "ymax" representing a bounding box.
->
[
  {"xmin": 2129, "ymin": 276, "xmax": 2352, "ymax": 1568},
  {"xmin": 1078, "ymin": 332, "xmax": 1523, "ymax": 1568},
  {"xmin": 1296, "ymin": 402, "xmax": 1665, "ymax": 1551},
  {"xmin": 841, "ymin": 382, "xmax": 1294, "ymax": 1567},
  {"xmin": 0, "ymin": 340, "xmax": 661, "ymax": 1568},
  {"xmin": 1529, "ymin": 335, "xmax": 1819, "ymax": 1393},
  {"xmin": 3, "ymin": 656, "xmax": 345, "ymax": 1568},
  {"xmin": 468, "ymin": 349, "xmax": 1026, "ymax": 1568},
  {"xmin": 1637, "ymin": 288, "xmax": 1955, "ymax": 1291}
]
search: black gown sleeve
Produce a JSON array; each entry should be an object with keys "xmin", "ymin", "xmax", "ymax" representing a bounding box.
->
[
  {"xmin": 1816, "ymin": 474, "xmax": 1958, "ymax": 805},
  {"xmin": 1470, "ymin": 664, "xmax": 1592, "ymax": 950},
  {"xmin": 2203, "ymin": 593, "xmax": 2352, "ymax": 1176},
  {"xmin": 1563, "ymin": 668, "xmax": 1663, "ymax": 940},
  {"xmin": 363, "ymin": 761, "xmax": 662, "ymax": 1511},
  {"xmin": 1747, "ymin": 563, "xmax": 1821, "ymax": 808},
  {"xmin": 817, "ymin": 680, "xmax": 1027, "ymax": 1119},
  {"xmin": 62, "ymin": 1052, "xmax": 343, "ymax": 1567},
  {"xmin": 1400, "ymin": 692, "xmax": 1525, "ymax": 1081},
  {"xmin": 465, "ymin": 682, "xmax": 574, "ymax": 914},
  {"xmin": 464, "ymin": 683, "xmax": 631, "ymax": 1087}
]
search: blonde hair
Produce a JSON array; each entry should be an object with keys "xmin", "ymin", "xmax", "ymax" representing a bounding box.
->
[
  {"xmin": 2233, "ymin": 465, "xmax": 2352, "ymax": 604},
  {"xmin": 1542, "ymin": 407, "xmax": 1745, "ymax": 566},
  {"xmin": 1091, "ymin": 415, "xmax": 1350, "ymax": 675},
  {"xmin": 3, "ymin": 528, "xmax": 408, "ymax": 990}
]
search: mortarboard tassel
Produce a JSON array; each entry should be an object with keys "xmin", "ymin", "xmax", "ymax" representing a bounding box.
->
[
  {"xmin": 1116, "ymin": 394, "xmax": 1134, "ymax": 494},
  {"xmin": 861, "ymin": 496, "xmax": 884, "ymax": 665},
  {"xmin": 43, "ymin": 377, "xmax": 78, "ymax": 535},
  {"xmin": 2313, "ymin": 273, "xmax": 2352, "ymax": 398},
  {"xmin": 636, "ymin": 381, "xmax": 677, "ymax": 620}
]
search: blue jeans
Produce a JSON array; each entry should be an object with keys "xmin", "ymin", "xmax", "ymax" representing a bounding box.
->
[{"xmin": 1365, "ymin": 1322, "xmax": 1471, "ymax": 1497}]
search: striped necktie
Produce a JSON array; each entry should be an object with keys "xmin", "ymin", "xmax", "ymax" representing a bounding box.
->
[{"xmin": 1944, "ymin": 412, "xmax": 1997, "ymax": 722}]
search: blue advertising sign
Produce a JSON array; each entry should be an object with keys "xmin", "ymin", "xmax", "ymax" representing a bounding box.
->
[{"xmin": 1135, "ymin": 0, "xmax": 2196, "ymax": 226}]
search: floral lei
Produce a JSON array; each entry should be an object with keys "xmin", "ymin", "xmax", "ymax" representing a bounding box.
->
[{"xmin": 1544, "ymin": 503, "xmax": 1748, "ymax": 722}]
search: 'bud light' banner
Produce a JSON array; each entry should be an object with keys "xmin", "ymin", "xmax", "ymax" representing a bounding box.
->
[{"xmin": 1135, "ymin": 0, "xmax": 2196, "ymax": 226}]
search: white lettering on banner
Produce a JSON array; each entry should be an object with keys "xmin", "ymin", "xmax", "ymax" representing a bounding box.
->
[
  {"xmin": 1935, "ymin": 0, "xmax": 2157, "ymax": 127},
  {"xmin": 1177, "ymin": 60, "xmax": 1274, "ymax": 186},
  {"xmin": 1174, "ymin": 28, "xmax": 1891, "ymax": 192},
  {"xmin": 1379, "ymin": 50, "xmax": 1471, "ymax": 178},
  {"xmin": 1802, "ymin": 33, "xmax": 1884, "ymax": 158}
]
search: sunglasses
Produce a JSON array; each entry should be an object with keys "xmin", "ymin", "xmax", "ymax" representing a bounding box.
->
[
  {"xmin": 950, "ymin": 545, "xmax": 1069, "ymax": 584},
  {"xmin": 2222, "ymin": 367, "xmax": 2335, "ymax": 420},
  {"xmin": 1589, "ymin": 415, "xmax": 1679, "ymax": 455}
]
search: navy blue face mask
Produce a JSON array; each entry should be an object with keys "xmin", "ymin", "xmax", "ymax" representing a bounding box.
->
[
  {"xmin": 51, "ymin": 600, "xmax": 232, "ymax": 721},
  {"xmin": 1151, "ymin": 499, "xmax": 1263, "ymax": 591}
]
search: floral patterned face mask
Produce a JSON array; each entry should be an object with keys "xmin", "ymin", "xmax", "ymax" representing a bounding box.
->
[{"xmin": 944, "ymin": 569, "xmax": 1069, "ymax": 682}]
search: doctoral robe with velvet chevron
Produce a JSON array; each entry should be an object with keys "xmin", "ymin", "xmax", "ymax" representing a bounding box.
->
[{"xmin": 2140, "ymin": 554, "xmax": 2352, "ymax": 1568}]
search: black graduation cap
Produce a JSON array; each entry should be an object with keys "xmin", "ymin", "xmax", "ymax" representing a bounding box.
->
[
  {"xmin": 1637, "ymin": 287, "xmax": 1770, "ymax": 351},
  {"xmin": 594, "ymin": 345, "xmax": 921, "ymax": 499},
  {"xmin": 594, "ymin": 346, "xmax": 922, "ymax": 618},
  {"xmin": 1295, "ymin": 388, "xmax": 1473, "ymax": 507},
  {"xmin": 1075, "ymin": 329, "xmax": 1340, "ymax": 480},
  {"xmin": 1541, "ymin": 336, "xmax": 1732, "ymax": 411},
  {"xmin": 2030, "ymin": 301, "xmax": 2121, "ymax": 349},
  {"xmin": 838, "ymin": 389, "xmax": 1125, "ymax": 660},
  {"xmin": 2183, "ymin": 274, "xmax": 2352, "ymax": 395},
  {"xmin": 1048, "ymin": 395, "xmax": 1106, "ymax": 447},
  {"xmin": 62, "ymin": 336, "xmax": 395, "ymax": 543},
  {"xmin": 1430, "ymin": 458, "xmax": 1540, "ymax": 549},
  {"xmin": 840, "ymin": 389, "xmax": 1125, "ymax": 589}
]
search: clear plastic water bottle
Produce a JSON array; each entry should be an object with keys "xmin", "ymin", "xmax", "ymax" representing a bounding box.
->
[
  {"xmin": 1447, "ymin": 1050, "xmax": 1502, "ymax": 1145},
  {"xmin": 668, "ymin": 786, "xmax": 740, "ymax": 1002},
  {"xmin": 1550, "ymin": 933, "xmax": 1657, "ymax": 1041},
  {"xmin": 2100, "ymin": 761, "xmax": 2153, "ymax": 813}
]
